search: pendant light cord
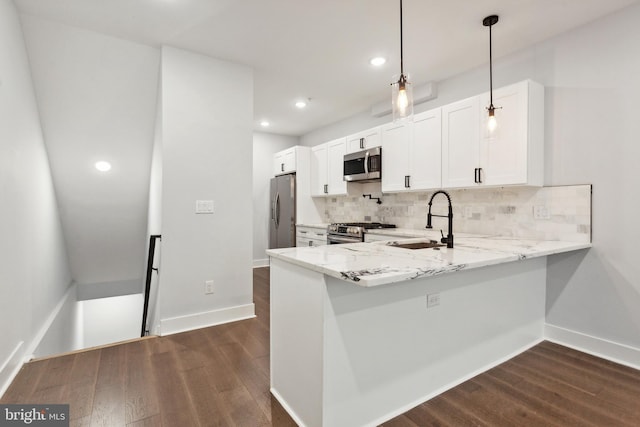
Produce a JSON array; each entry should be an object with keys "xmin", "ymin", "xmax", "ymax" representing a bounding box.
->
[
  {"xmin": 400, "ymin": 0, "xmax": 404, "ymax": 76},
  {"xmin": 489, "ymin": 21, "xmax": 493, "ymax": 107}
]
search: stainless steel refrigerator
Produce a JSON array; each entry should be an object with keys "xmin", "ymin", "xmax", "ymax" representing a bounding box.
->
[{"xmin": 269, "ymin": 173, "xmax": 296, "ymax": 249}]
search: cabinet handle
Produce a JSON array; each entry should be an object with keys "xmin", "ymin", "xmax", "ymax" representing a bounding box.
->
[
  {"xmin": 404, "ymin": 175, "xmax": 410, "ymax": 188},
  {"xmin": 360, "ymin": 137, "xmax": 365, "ymax": 149},
  {"xmin": 281, "ymin": 163, "xmax": 284, "ymax": 172},
  {"xmin": 300, "ymin": 230, "xmax": 307, "ymax": 234},
  {"xmin": 324, "ymin": 184, "xmax": 328, "ymax": 194},
  {"xmin": 474, "ymin": 168, "xmax": 479, "ymax": 183},
  {"xmin": 478, "ymin": 167, "xmax": 483, "ymax": 184}
]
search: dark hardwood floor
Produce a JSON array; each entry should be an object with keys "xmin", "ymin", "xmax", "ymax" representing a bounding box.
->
[{"xmin": 2, "ymin": 266, "xmax": 640, "ymax": 426}]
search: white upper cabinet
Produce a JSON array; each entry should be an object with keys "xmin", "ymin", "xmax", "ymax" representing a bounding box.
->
[
  {"xmin": 346, "ymin": 126, "xmax": 381, "ymax": 154},
  {"xmin": 274, "ymin": 146, "xmax": 297, "ymax": 175},
  {"xmin": 310, "ymin": 144, "xmax": 328, "ymax": 196},
  {"xmin": 327, "ymin": 138, "xmax": 347, "ymax": 195},
  {"xmin": 478, "ymin": 80, "xmax": 544, "ymax": 187},
  {"xmin": 310, "ymin": 138, "xmax": 347, "ymax": 196},
  {"xmin": 442, "ymin": 96, "xmax": 481, "ymax": 188},
  {"xmin": 381, "ymin": 121, "xmax": 410, "ymax": 192},
  {"xmin": 409, "ymin": 109, "xmax": 442, "ymax": 190},
  {"xmin": 381, "ymin": 109, "xmax": 442, "ymax": 193},
  {"xmin": 442, "ymin": 80, "xmax": 544, "ymax": 188}
]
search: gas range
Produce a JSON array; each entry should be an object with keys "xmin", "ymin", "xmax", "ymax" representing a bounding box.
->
[{"xmin": 327, "ymin": 222, "xmax": 397, "ymax": 244}]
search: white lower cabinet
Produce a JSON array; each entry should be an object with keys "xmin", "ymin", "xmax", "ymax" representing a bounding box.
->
[{"xmin": 296, "ymin": 226, "xmax": 327, "ymax": 247}]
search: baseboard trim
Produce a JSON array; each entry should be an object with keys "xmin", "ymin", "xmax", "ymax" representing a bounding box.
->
[
  {"xmin": 253, "ymin": 258, "xmax": 269, "ymax": 268},
  {"xmin": 24, "ymin": 282, "xmax": 76, "ymax": 360},
  {"xmin": 159, "ymin": 303, "xmax": 256, "ymax": 336},
  {"xmin": 545, "ymin": 324, "xmax": 640, "ymax": 370},
  {"xmin": 0, "ymin": 341, "xmax": 25, "ymax": 399},
  {"xmin": 270, "ymin": 387, "xmax": 309, "ymax": 427}
]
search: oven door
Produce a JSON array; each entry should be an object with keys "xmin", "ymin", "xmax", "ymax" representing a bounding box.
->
[{"xmin": 327, "ymin": 234, "xmax": 362, "ymax": 245}]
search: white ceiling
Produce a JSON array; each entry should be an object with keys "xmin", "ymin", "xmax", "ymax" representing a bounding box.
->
[{"xmin": 14, "ymin": 0, "xmax": 639, "ymax": 136}]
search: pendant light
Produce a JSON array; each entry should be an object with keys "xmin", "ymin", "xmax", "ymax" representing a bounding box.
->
[
  {"xmin": 391, "ymin": 0, "xmax": 413, "ymax": 122},
  {"xmin": 483, "ymin": 14, "xmax": 500, "ymax": 134}
]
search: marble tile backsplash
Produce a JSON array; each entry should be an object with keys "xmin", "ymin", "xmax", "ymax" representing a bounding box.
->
[{"xmin": 324, "ymin": 184, "xmax": 591, "ymax": 243}]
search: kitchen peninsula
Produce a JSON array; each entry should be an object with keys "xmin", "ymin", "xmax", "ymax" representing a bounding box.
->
[{"xmin": 267, "ymin": 234, "xmax": 591, "ymax": 427}]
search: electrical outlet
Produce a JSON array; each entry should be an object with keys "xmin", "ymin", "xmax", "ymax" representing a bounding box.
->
[
  {"xmin": 426, "ymin": 293, "xmax": 440, "ymax": 308},
  {"xmin": 205, "ymin": 280, "xmax": 214, "ymax": 294},
  {"xmin": 196, "ymin": 200, "xmax": 214, "ymax": 214},
  {"xmin": 533, "ymin": 205, "xmax": 550, "ymax": 220}
]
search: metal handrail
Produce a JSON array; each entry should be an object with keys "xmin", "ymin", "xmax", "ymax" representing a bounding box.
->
[{"xmin": 141, "ymin": 234, "xmax": 161, "ymax": 337}]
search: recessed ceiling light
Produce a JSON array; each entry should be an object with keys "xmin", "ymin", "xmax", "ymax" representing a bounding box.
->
[
  {"xmin": 260, "ymin": 120, "xmax": 270, "ymax": 127},
  {"xmin": 370, "ymin": 57, "xmax": 386, "ymax": 66},
  {"xmin": 295, "ymin": 100, "xmax": 307, "ymax": 109},
  {"xmin": 95, "ymin": 161, "xmax": 112, "ymax": 172}
]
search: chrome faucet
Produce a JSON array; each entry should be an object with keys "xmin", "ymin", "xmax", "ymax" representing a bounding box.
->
[{"xmin": 426, "ymin": 190, "xmax": 454, "ymax": 248}]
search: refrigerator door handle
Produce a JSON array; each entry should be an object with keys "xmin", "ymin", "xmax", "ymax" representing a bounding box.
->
[{"xmin": 275, "ymin": 192, "xmax": 280, "ymax": 228}]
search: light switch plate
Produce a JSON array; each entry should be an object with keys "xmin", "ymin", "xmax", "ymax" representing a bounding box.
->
[{"xmin": 196, "ymin": 200, "xmax": 214, "ymax": 214}]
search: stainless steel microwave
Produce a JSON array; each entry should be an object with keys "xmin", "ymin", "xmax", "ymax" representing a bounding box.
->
[{"xmin": 343, "ymin": 147, "xmax": 382, "ymax": 182}]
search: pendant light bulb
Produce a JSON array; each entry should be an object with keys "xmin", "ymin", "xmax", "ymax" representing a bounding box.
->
[
  {"xmin": 487, "ymin": 106, "xmax": 497, "ymax": 133},
  {"xmin": 393, "ymin": 74, "xmax": 412, "ymax": 120},
  {"xmin": 391, "ymin": 0, "xmax": 413, "ymax": 122}
]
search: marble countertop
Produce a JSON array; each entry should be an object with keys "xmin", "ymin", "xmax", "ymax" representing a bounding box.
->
[{"xmin": 266, "ymin": 234, "xmax": 591, "ymax": 287}]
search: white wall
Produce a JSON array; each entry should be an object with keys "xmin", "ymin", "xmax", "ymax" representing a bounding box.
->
[
  {"xmin": 300, "ymin": 4, "xmax": 640, "ymax": 353},
  {"xmin": 158, "ymin": 47, "xmax": 254, "ymax": 334},
  {"xmin": 253, "ymin": 132, "xmax": 298, "ymax": 266},
  {"xmin": 0, "ymin": 0, "xmax": 71, "ymax": 393}
]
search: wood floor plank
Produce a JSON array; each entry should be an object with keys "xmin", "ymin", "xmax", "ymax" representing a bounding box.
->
[
  {"xmin": 149, "ymin": 349, "xmax": 198, "ymax": 426},
  {"xmin": 218, "ymin": 386, "xmax": 270, "ymax": 426},
  {"xmin": 33, "ymin": 354, "xmax": 75, "ymax": 392},
  {"xmin": 0, "ymin": 359, "xmax": 48, "ymax": 403},
  {"xmin": 409, "ymin": 392, "xmax": 488, "ymax": 427},
  {"xmin": 181, "ymin": 366, "xmax": 231, "ymax": 426},
  {"xmin": 89, "ymin": 384, "xmax": 125, "ymax": 427},
  {"xmin": 380, "ymin": 414, "xmax": 420, "ymax": 427},
  {"xmin": 125, "ymin": 414, "xmax": 161, "ymax": 427},
  {"xmin": 124, "ymin": 340, "xmax": 159, "ymax": 424},
  {"xmin": 500, "ymin": 358, "xmax": 627, "ymax": 426}
]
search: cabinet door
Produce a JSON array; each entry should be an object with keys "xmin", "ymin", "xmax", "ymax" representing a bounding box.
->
[
  {"xmin": 274, "ymin": 147, "xmax": 296, "ymax": 175},
  {"xmin": 310, "ymin": 144, "xmax": 328, "ymax": 196},
  {"xmin": 442, "ymin": 96, "xmax": 480, "ymax": 188},
  {"xmin": 409, "ymin": 108, "xmax": 442, "ymax": 190},
  {"xmin": 381, "ymin": 121, "xmax": 410, "ymax": 193},
  {"xmin": 282, "ymin": 147, "xmax": 296, "ymax": 174},
  {"xmin": 326, "ymin": 138, "xmax": 347, "ymax": 195},
  {"xmin": 274, "ymin": 152, "xmax": 285, "ymax": 175},
  {"xmin": 479, "ymin": 80, "xmax": 531, "ymax": 186},
  {"xmin": 346, "ymin": 126, "xmax": 381, "ymax": 153}
]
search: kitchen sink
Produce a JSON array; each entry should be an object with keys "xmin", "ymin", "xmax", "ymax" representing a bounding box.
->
[{"xmin": 388, "ymin": 240, "xmax": 444, "ymax": 250}]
